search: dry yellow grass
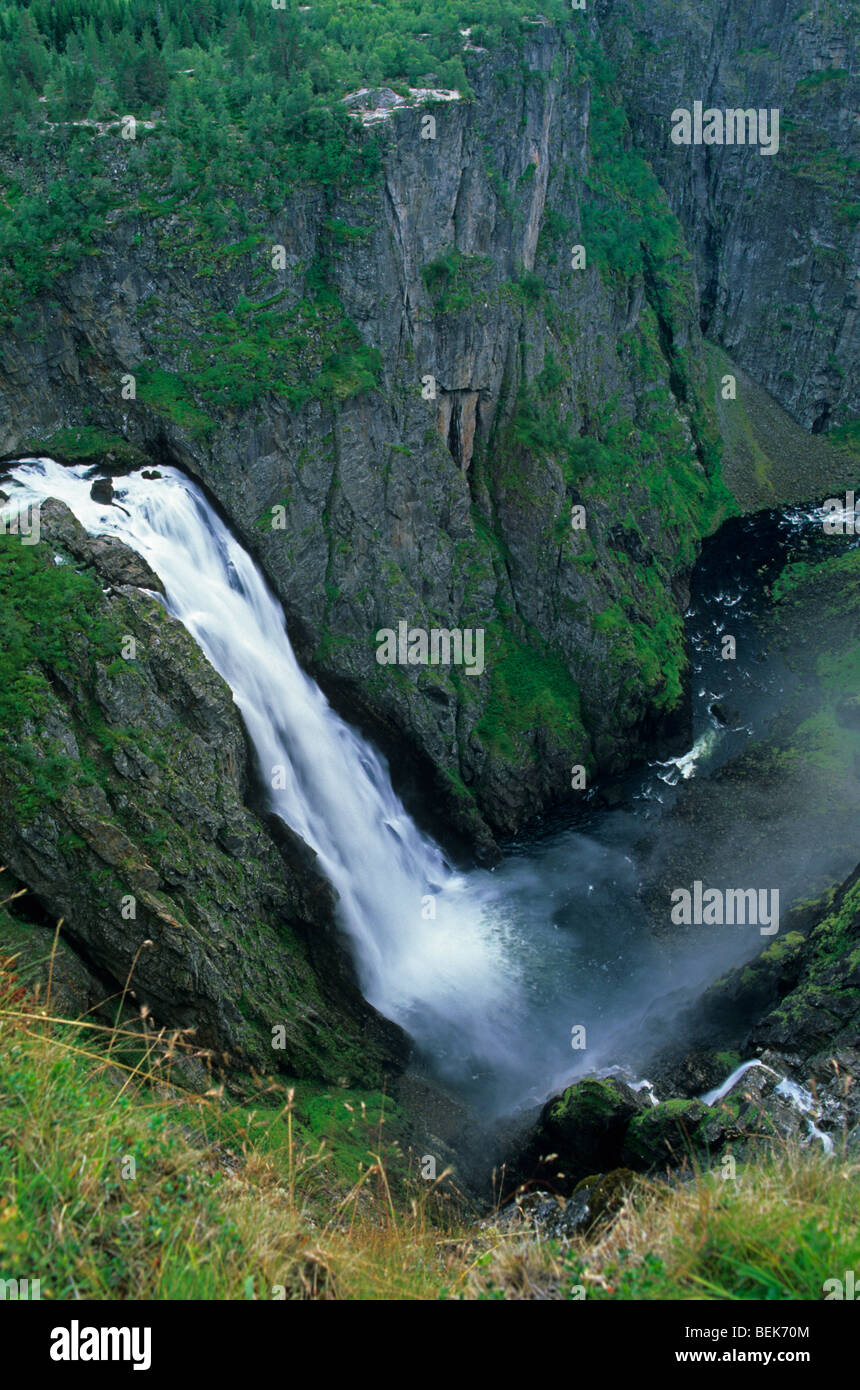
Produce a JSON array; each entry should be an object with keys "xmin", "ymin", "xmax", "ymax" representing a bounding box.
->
[{"xmin": 2, "ymin": 913, "xmax": 859, "ymax": 1300}]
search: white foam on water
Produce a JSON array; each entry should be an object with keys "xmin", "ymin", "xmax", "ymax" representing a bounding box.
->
[{"xmin": 7, "ymin": 459, "xmax": 525, "ymax": 1073}]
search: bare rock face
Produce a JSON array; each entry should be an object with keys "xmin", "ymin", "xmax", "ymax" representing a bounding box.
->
[{"xmin": 597, "ymin": 0, "xmax": 860, "ymax": 428}]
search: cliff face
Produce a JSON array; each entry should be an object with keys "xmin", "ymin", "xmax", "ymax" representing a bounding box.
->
[
  {"xmin": 0, "ymin": 12, "xmax": 853, "ymax": 848},
  {"xmin": 0, "ymin": 25, "xmax": 731, "ymax": 848},
  {"xmin": 598, "ymin": 0, "xmax": 859, "ymax": 431},
  {"xmin": 0, "ymin": 503, "xmax": 406, "ymax": 1084}
]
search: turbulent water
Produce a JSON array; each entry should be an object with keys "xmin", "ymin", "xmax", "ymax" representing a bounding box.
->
[{"xmin": 5, "ymin": 460, "xmax": 856, "ymax": 1116}]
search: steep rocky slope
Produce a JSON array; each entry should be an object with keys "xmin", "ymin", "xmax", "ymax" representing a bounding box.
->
[
  {"xmin": 1, "ymin": 22, "xmax": 741, "ymax": 848},
  {"xmin": 598, "ymin": 0, "xmax": 859, "ymax": 430},
  {"xmin": 0, "ymin": 502, "xmax": 405, "ymax": 1084},
  {"xmin": 1, "ymin": 11, "xmax": 855, "ymax": 852}
]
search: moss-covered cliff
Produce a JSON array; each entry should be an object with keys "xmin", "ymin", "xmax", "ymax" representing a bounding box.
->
[{"xmin": 0, "ymin": 500, "xmax": 406, "ymax": 1083}]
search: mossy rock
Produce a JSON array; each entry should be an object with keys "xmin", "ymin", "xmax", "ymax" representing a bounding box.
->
[
  {"xmin": 621, "ymin": 1099, "xmax": 731, "ymax": 1169},
  {"xmin": 19, "ymin": 427, "xmax": 149, "ymax": 474},
  {"xmin": 540, "ymin": 1077, "xmax": 645, "ymax": 1178},
  {"xmin": 572, "ymin": 1166, "xmax": 644, "ymax": 1231},
  {"xmin": 747, "ymin": 867, "xmax": 860, "ymax": 1057}
]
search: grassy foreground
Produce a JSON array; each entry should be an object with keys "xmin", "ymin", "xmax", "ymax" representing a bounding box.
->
[{"xmin": 1, "ymin": 918, "xmax": 859, "ymax": 1302}]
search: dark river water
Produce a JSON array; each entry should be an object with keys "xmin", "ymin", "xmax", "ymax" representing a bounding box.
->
[{"xmin": 441, "ymin": 502, "xmax": 860, "ymax": 1115}]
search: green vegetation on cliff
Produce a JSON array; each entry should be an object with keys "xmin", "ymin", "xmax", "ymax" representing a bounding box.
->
[
  {"xmin": 475, "ymin": 629, "xmax": 585, "ymax": 762},
  {"xmin": 0, "ymin": 531, "xmax": 126, "ymax": 816},
  {"xmin": 0, "ymin": 531, "xmax": 123, "ymax": 731},
  {"xmin": 0, "ymin": 0, "xmax": 578, "ymax": 320},
  {"xmin": 0, "ymin": 511, "xmax": 404, "ymax": 1084}
]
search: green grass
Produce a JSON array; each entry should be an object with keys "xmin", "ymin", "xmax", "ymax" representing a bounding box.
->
[
  {"xmin": 0, "ymin": 532, "xmax": 123, "ymax": 734},
  {"xmin": 2, "ymin": 927, "xmax": 858, "ymax": 1301},
  {"xmin": 560, "ymin": 1154, "xmax": 860, "ymax": 1300},
  {"xmin": 0, "ymin": 926, "xmax": 457, "ymax": 1300}
]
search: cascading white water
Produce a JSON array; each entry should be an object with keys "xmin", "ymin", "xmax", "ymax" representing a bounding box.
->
[
  {"xmin": 7, "ymin": 459, "xmax": 525, "ymax": 1081},
  {"xmin": 7, "ymin": 458, "xmax": 837, "ymax": 1123}
]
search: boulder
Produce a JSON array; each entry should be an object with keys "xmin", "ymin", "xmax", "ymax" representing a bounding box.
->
[
  {"xmin": 39, "ymin": 498, "xmax": 165, "ymax": 595},
  {"xmin": 535, "ymin": 1076, "xmax": 648, "ymax": 1182}
]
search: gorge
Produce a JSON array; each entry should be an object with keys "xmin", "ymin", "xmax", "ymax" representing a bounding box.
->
[
  {"xmin": 0, "ymin": 0, "xmax": 858, "ymax": 1297},
  {"xmin": 4, "ymin": 454, "xmax": 859, "ymax": 1164}
]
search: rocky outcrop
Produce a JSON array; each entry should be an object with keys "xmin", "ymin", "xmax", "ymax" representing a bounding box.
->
[
  {"xmin": 0, "ymin": 503, "xmax": 407, "ymax": 1085},
  {"xmin": 38, "ymin": 496, "xmax": 166, "ymax": 593},
  {"xmin": 535, "ymin": 1076, "xmax": 648, "ymax": 1178},
  {"xmin": 518, "ymin": 1074, "xmax": 738, "ymax": 1188},
  {"xmin": 611, "ymin": 857, "xmax": 860, "ymax": 1167}
]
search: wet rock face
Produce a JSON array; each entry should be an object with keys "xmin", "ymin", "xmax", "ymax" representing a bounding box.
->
[
  {"xmin": 524, "ymin": 854, "xmax": 860, "ymax": 1177},
  {"xmin": 520, "ymin": 1077, "xmax": 649, "ymax": 1189},
  {"xmin": 597, "ymin": 0, "xmax": 859, "ymax": 428},
  {"xmin": 741, "ymin": 865, "xmax": 860, "ymax": 1139},
  {"xmin": 524, "ymin": 1064, "xmax": 835, "ymax": 1187},
  {"xmin": 0, "ymin": 503, "xmax": 408, "ymax": 1085},
  {"xmin": 89, "ymin": 477, "xmax": 113, "ymax": 504},
  {"xmin": 40, "ymin": 498, "xmax": 165, "ymax": 594},
  {"xmin": 542, "ymin": 1077, "xmax": 647, "ymax": 1170},
  {"xmin": 553, "ymin": 861, "xmax": 860, "ymax": 1178}
]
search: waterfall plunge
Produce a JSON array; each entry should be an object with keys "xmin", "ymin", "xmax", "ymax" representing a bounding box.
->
[{"xmin": 7, "ymin": 460, "xmax": 529, "ymax": 1087}]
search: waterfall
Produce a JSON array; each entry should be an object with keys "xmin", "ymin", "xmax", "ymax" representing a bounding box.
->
[
  {"xmin": 7, "ymin": 459, "xmax": 524, "ymax": 1084},
  {"xmin": 7, "ymin": 458, "xmax": 809, "ymax": 1119}
]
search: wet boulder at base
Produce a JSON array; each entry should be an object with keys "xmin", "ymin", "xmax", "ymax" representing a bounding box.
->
[
  {"xmin": 531, "ymin": 1077, "xmax": 648, "ymax": 1186},
  {"xmin": 621, "ymin": 1099, "xmax": 731, "ymax": 1170}
]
